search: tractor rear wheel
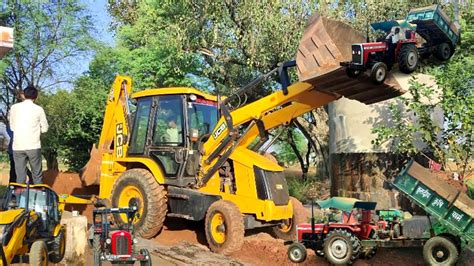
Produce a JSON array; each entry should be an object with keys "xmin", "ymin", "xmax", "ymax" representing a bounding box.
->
[
  {"xmin": 323, "ymin": 229, "xmax": 360, "ymax": 265},
  {"xmin": 423, "ymin": 236, "xmax": 458, "ymax": 265},
  {"xmin": 287, "ymin": 242, "xmax": 308, "ymax": 263},
  {"xmin": 435, "ymin": 43, "xmax": 453, "ymax": 61},
  {"xmin": 49, "ymin": 228, "xmax": 66, "ymax": 263},
  {"xmin": 270, "ymin": 197, "xmax": 307, "ymax": 241},
  {"xmin": 398, "ymin": 44, "xmax": 419, "ymax": 74},
  {"xmin": 111, "ymin": 169, "xmax": 168, "ymax": 239},
  {"xmin": 370, "ymin": 62, "xmax": 387, "ymax": 84},
  {"xmin": 205, "ymin": 200, "xmax": 244, "ymax": 255},
  {"xmin": 29, "ymin": 240, "xmax": 48, "ymax": 266}
]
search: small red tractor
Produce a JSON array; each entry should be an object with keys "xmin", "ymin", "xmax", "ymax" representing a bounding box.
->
[
  {"xmin": 340, "ymin": 21, "xmax": 419, "ymax": 84},
  {"xmin": 341, "ymin": 5, "xmax": 460, "ymax": 84},
  {"xmin": 287, "ymin": 197, "xmax": 404, "ymax": 265},
  {"xmin": 90, "ymin": 206, "xmax": 151, "ymax": 266}
]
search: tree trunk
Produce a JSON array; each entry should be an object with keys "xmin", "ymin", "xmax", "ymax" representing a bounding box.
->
[
  {"xmin": 288, "ymin": 129, "xmax": 308, "ymax": 181},
  {"xmin": 44, "ymin": 149, "xmax": 59, "ymax": 171}
]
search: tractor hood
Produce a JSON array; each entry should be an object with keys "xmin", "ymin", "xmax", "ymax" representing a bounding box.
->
[{"xmin": 0, "ymin": 209, "xmax": 24, "ymax": 225}]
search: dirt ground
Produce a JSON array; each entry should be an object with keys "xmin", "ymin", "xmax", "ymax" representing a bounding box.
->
[{"xmin": 36, "ymin": 170, "xmax": 472, "ymax": 265}]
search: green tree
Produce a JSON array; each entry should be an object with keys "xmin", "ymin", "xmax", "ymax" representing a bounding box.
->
[{"xmin": 0, "ymin": 0, "xmax": 95, "ymax": 120}]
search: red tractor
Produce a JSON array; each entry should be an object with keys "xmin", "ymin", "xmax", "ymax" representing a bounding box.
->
[
  {"xmin": 287, "ymin": 197, "xmax": 403, "ymax": 265},
  {"xmin": 90, "ymin": 206, "xmax": 151, "ymax": 266},
  {"xmin": 340, "ymin": 21, "xmax": 419, "ymax": 84}
]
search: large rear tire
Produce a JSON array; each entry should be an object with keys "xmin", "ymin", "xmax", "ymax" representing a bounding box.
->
[
  {"xmin": 49, "ymin": 228, "xmax": 66, "ymax": 263},
  {"xmin": 398, "ymin": 44, "xmax": 419, "ymax": 74},
  {"xmin": 205, "ymin": 200, "xmax": 244, "ymax": 255},
  {"xmin": 370, "ymin": 62, "xmax": 387, "ymax": 84},
  {"xmin": 270, "ymin": 197, "xmax": 307, "ymax": 241},
  {"xmin": 423, "ymin": 236, "xmax": 458, "ymax": 265},
  {"xmin": 323, "ymin": 229, "xmax": 359, "ymax": 265},
  {"xmin": 29, "ymin": 240, "xmax": 48, "ymax": 266},
  {"xmin": 435, "ymin": 43, "xmax": 453, "ymax": 61},
  {"xmin": 111, "ymin": 169, "xmax": 168, "ymax": 239}
]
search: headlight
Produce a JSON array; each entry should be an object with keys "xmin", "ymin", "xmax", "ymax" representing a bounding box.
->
[
  {"xmin": 106, "ymin": 238, "xmax": 111, "ymax": 244},
  {"xmin": 133, "ymin": 238, "xmax": 138, "ymax": 244},
  {"xmin": 357, "ymin": 51, "xmax": 361, "ymax": 55},
  {"xmin": 352, "ymin": 50, "xmax": 355, "ymax": 54}
]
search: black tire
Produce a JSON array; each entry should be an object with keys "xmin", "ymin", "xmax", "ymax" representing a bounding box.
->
[
  {"xmin": 287, "ymin": 242, "xmax": 307, "ymax": 263},
  {"xmin": 435, "ymin": 43, "xmax": 453, "ymax": 61},
  {"xmin": 370, "ymin": 62, "xmax": 387, "ymax": 84},
  {"xmin": 29, "ymin": 240, "xmax": 48, "ymax": 266},
  {"xmin": 346, "ymin": 68, "xmax": 362, "ymax": 79},
  {"xmin": 140, "ymin": 248, "xmax": 152, "ymax": 266},
  {"xmin": 398, "ymin": 44, "xmax": 419, "ymax": 74},
  {"xmin": 205, "ymin": 200, "xmax": 244, "ymax": 255},
  {"xmin": 111, "ymin": 169, "xmax": 167, "ymax": 239},
  {"xmin": 93, "ymin": 234, "xmax": 102, "ymax": 266},
  {"xmin": 270, "ymin": 197, "xmax": 307, "ymax": 241},
  {"xmin": 423, "ymin": 236, "xmax": 459, "ymax": 265},
  {"xmin": 323, "ymin": 229, "xmax": 359, "ymax": 265},
  {"xmin": 49, "ymin": 228, "xmax": 66, "ymax": 263}
]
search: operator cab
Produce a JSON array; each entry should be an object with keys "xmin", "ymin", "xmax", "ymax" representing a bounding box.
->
[
  {"xmin": 128, "ymin": 88, "xmax": 219, "ymax": 186},
  {"xmin": 2, "ymin": 183, "xmax": 61, "ymax": 233}
]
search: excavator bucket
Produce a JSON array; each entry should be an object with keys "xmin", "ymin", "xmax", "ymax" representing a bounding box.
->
[
  {"xmin": 296, "ymin": 14, "xmax": 405, "ymax": 104},
  {"xmin": 79, "ymin": 145, "xmax": 102, "ymax": 186}
]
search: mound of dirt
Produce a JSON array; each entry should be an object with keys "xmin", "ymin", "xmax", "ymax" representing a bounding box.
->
[
  {"xmin": 233, "ymin": 233, "xmax": 325, "ymax": 266},
  {"xmin": 43, "ymin": 170, "xmax": 98, "ymax": 220}
]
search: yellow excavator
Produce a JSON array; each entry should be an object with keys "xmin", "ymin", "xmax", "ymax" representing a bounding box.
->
[
  {"xmin": 0, "ymin": 183, "xmax": 98, "ymax": 265},
  {"xmin": 79, "ymin": 14, "xmax": 405, "ymax": 254}
]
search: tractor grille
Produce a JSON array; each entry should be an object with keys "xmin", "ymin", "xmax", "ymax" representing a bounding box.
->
[
  {"xmin": 352, "ymin": 44, "xmax": 363, "ymax": 64},
  {"xmin": 254, "ymin": 166, "xmax": 289, "ymax": 206},
  {"xmin": 115, "ymin": 236, "xmax": 129, "ymax": 255}
]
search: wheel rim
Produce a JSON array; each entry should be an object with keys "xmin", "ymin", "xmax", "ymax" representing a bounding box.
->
[
  {"xmin": 330, "ymin": 239, "xmax": 349, "ymax": 260},
  {"xmin": 118, "ymin": 185, "xmax": 144, "ymax": 223},
  {"xmin": 376, "ymin": 67, "xmax": 386, "ymax": 82},
  {"xmin": 277, "ymin": 218, "xmax": 293, "ymax": 233},
  {"xmin": 210, "ymin": 212, "xmax": 226, "ymax": 244},
  {"xmin": 290, "ymin": 247, "xmax": 303, "ymax": 261},
  {"xmin": 442, "ymin": 47, "xmax": 450, "ymax": 58},
  {"xmin": 432, "ymin": 244, "xmax": 449, "ymax": 262},
  {"xmin": 407, "ymin": 51, "xmax": 417, "ymax": 67}
]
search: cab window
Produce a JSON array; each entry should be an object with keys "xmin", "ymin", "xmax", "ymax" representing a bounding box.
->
[
  {"xmin": 128, "ymin": 97, "xmax": 152, "ymax": 154},
  {"xmin": 187, "ymin": 98, "xmax": 218, "ymax": 139},
  {"xmin": 152, "ymin": 95, "xmax": 184, "ymax": 146}
]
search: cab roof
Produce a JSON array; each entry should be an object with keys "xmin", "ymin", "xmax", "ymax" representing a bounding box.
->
[{"xmin": 132, "ymin": 87, "xmax": 218, "ymax": 101}]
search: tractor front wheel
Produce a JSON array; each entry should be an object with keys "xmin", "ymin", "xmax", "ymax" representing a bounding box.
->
[
  {"xmin": 435, "ymin": 43, "xmax": 453, "ymax": 61},
  {"xmin": 29, "ymin": 240, "xmax": 48, "ymax": 266},
  {"xmin": 270, "ymin": 197, "xmax": 307, "ymax": 241},
  {"xmin": 205, "ymin": 200, "xmax": 244, "ymax": 255},
  {"xmin": 49, "ymin": 228, "xmax": 66, "ymax": 263},
  {"xmin": 111, "ymin": 169, "xmax": 168, "ymax": 239},
  {"xmin": 323, "ymin": 229, "xmax": 360, "ymax": 265},
  {"xmin": 398, "ymin": 44, "xmax": 419, "ymax": 74},
  {"xmin": 423, "ymin": 236, "xmax": 458, "ymax": 265},
  {"xmin": 346, "ymin": 68, "xmax": 362, "ymax": 79},
  {"xmin": 287, "ymin": 242, "xmax": 308, "ymax": 263},
  {"xmin": 370, "ymin": 62, "xmax": 387, "ymax": 84},
  {"xmin": 93, "ymin": 234, "xmax": 102, "ymax": 266}
]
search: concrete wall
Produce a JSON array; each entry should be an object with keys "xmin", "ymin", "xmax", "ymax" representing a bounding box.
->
[{"xmin": 328, "ymin": 73, "xmax": 442, "ymax": 209}]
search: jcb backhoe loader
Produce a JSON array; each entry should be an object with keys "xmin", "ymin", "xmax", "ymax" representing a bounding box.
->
[
  {"xmin": 80, "ymin": 13, "xmax": 405, "ymax": 254},
  {"xmin": 0, "ymin": 183, "xmax": 99, "ymax": 265}
]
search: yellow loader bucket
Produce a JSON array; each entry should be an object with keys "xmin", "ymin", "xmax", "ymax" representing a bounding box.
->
[{"xmin": 296, "ymin": 14, "xmax": 405, "ymax": 104}]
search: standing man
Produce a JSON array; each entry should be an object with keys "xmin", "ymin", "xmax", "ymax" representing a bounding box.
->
[
  {"xmin": 0, "ymin": 120, "xmax": 16, "ymax": 182},
  {"xmin": 9, "ymin": 85, "xmax": 48, "ymax": 184}
]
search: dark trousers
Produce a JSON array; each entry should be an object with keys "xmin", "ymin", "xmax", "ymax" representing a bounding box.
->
[
  {"xmin": 13, "ymin": 149, "xmax": 43, "ymax": 184},
  {"xmin": 8, "ymin": 152, "xmax": 16, "ymax": 183}
]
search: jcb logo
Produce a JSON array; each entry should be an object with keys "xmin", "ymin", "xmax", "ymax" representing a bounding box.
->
[
  {"xmin": 116, "ymin": 123, "xmax": 124, "ymax": 158},
  {"xmin": 212, "ymin": 122, "xmax": 227, "ymax": 140}
]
